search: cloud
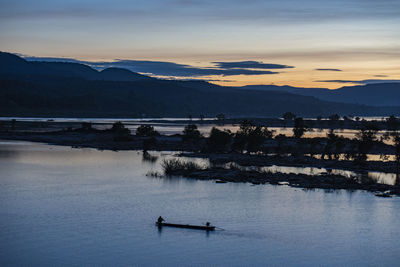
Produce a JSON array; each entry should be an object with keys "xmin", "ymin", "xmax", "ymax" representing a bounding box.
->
[
  {"xmin": 315, "ymin": 68, "xmax": 342, "ymax": 72},
  {"xmin": 317, "ymin": 79, "xmax": 400, "ymax": 84},
  {"xmin": 92, "ymin": 60, "xmax": 280, "ymax": 76},
  {"xmin": 212, "ymin": 61, "xmax": 293, "ymax": 69},
  {"xmin": 23, "ymin": 56, "xmax": 284, "ymax": 77}
]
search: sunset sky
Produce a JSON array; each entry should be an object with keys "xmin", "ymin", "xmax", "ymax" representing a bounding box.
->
[{"xmin": 0, "ymin": 0, "xmax": 399, "ymax": 88}]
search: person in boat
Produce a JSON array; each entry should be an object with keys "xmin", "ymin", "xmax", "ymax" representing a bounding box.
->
[
  {"xmin": 206, "ymin": 222, "xmax": 210, "ymax": 227},
  {"xmin": 157, "ymin": 216, "xmax": 165, "ymax": 224}
]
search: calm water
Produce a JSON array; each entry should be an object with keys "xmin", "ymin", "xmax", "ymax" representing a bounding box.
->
[{"xmin": 1, "ymin": 140, "xmax": 400, "ymax": 266}]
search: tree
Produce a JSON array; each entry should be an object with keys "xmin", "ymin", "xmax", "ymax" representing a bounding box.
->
[
  {"xmin": 323, "ymin": 129, "xmax": 345, "ymax": 160},
  {"xmin": 207, "ymin": 128, "xmax": 232, "ymax": 152},
  {"xmin": 353, "ymin": 123, "xmax": 379, "ymax": 164},
  {"xmin": 293, "ymin": 117, "xmax": 307, "ymax": 139},
  {"xmin": 182, "ymin": 124, "xmax": 201, "ymax": 141},
  {"xmin": 329, "ymin": 114, "xmax": 340, "ymax": 122},
  {"xmin": 247, "ymin": 126, "xmax": 272, "ymax": 153},
  {"xmin": 283, "ymin": 112, "xmax": 296, "ymax": 121},
  {"xmin": 136, "ymin": 125, "xmax": 159, "ymax": 137},
  {"xmin": 111, "ymin": 121, "xmax": 131, "ymax": 141},
  {"xmin": 282, "ymin": 112, "xmax": 296, "ymax": 126},
  {"xmin": 387, "ymin": 115, "xmax": 399, "ymax": 131},
  {"xmin": 112, "ymin": 121, "xmax": 125, "ymax": 132},
  {"xmin": 232, "ymin": 132, "xmax": 247, "ymax": 153},
  {"xmin": 232, "ymin": 120, "xmax": 273, "ymax": 153}
]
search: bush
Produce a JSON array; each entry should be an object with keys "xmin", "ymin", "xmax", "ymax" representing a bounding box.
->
[
  {"xmin": 136, "ymin": 125, "xmax": 159, "ymax": 137},
  {"xmin": 162, "ymin": 159, "xmax": 204, "ymax": 175}
]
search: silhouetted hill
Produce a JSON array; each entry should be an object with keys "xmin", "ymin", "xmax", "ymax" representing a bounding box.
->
[
  {"xmin": 1, "ymin": 51, "xmax": 399, "ymax": 117},
  {"xmin": 0, "ymin": 51, "xmax": 155, "ymax": 82},
  {"xmin": 240, "ymin": 83, "xmax": 400, "ymax": 106},
  {"xmin": 99, "ymin": 67, "xmax": 153, "ymax": 81}
]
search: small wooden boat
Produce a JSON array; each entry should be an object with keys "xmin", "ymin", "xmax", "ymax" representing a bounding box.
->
[{"xmin": 156, "ymin": 222, "xmax": 215, "ymax": 231}]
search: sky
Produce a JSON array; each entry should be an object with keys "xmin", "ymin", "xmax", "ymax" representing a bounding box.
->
[{"xmin": 0, "ymin": 0, "xmax": 399, "ymax": 89}]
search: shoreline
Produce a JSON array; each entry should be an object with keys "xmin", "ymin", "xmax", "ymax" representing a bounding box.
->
[
  {"xmin": 1, "ymin": 127, "xmax": 399, "ymax": 197},
  {"xmin": 154, "ymin": 165, "xmax": 400, "ymax": 197}
]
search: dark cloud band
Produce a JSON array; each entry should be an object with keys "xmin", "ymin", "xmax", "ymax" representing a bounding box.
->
[
  {"xmin": 24, "ymin": 57, "xmax": 286, "ymax": 77},
  {"xmin": 213, "ymin": 61, "xmax": 293, "ymax": 70}
]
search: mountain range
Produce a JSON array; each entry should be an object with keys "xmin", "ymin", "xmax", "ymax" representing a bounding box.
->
[
  {"xmin": 0, "ymin": 51, "xmax": 399, "ymax": 118},
  {"xmin": 240, "ymin": 84, "xmax": 400, "ymax": 107}
]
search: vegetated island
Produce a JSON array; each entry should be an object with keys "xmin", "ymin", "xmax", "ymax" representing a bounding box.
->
[{"xmin": 1, "ymin": 115, "xmax": 399, "ymax": 197}]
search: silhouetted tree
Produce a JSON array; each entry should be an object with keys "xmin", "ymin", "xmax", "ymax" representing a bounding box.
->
[
  {"xmin": 323, "ymin": 129, "xmax": 345, "ymax": 160},
  {"xmin": 232, "ymin": 132, "xmax": 247, "ymax": 153},
  {"xmin": 207, "ymin": 128, "xmax": 232, "ymax": 152},
  {"xmin": 283, "ymin": 112, "xmax": 296, "ymax": 121},
  {"xmin": 353, "ymin": 123, "xmax": 379, "ymax": 165},
  {"xmin": 232, "ymin": 120, "xmax": 272, "ymax": 153},
  {"xmin": 136, "ymin": 125, "xmax": 159, "ymax": 137},
  {"xmin": 329, "ymin": 114, "xmax": 340, "ymax": 121},
  {"xmin": 112, "ymin": 121, "xmax": 125, "ymax": 132},
  {"xmin": 247, "ymin": 126, "xmax": 273, "ymax": 153},
  {"xmin": 111, "ymin": 121, "xmax": 131, "ymax": 141},
  {"xmin": 387, "ymin": 115, "xmax": 399, "ymax": 131},
  {"xmin": 182, "ymin": 124, "xmax": 201, "ymax": 141},
  {"xmin": 293, "ymin": 117, "xmax": 307, "ymax": 139}
]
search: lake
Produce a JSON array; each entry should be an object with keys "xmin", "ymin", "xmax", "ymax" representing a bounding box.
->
[{"xmin": 1, "ymin": 140, "xmax": 400, "ymax": 266}]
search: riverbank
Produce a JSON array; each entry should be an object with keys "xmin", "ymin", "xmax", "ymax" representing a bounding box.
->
[{"xmin": 154, "ymin": 162, "xmax": 400, "ymax": 197}]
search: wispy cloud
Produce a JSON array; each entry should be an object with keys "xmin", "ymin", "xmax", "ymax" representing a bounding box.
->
[
  {"xmin": 315, "ymin": 68, "xmax": 342, "ymax": 72},
  {"xmin": 213, "ymin": 61, "xmax": 293, "ymax": 69},
  {"xmin": 317, "ymin": 79, "xmax": 400, "ymax": 84}
]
